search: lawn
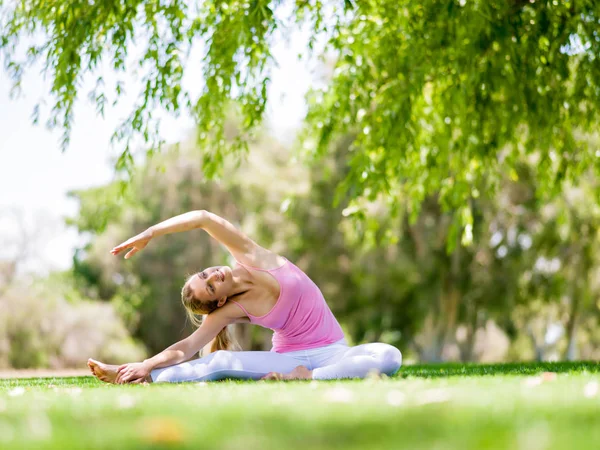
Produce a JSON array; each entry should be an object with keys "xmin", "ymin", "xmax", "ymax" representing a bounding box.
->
[{"xmin": 1, "ymin": 362, "xmax": 600, "ymax": 450}]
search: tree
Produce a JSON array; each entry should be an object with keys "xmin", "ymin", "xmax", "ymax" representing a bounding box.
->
[{"xmin": 3, "ymin": 0, "xmax": 599, "ymax": 237}]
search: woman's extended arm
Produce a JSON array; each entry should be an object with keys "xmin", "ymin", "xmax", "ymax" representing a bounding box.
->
[
  {"xmin": 111, "ymin": 210, "xmax": 269, "ymax": 264},
  {"xmin": 145, "ymin": 313, "xmax": 227, "ymax": 368},
  {"xmin": 115, "ymin": 305, "xmax": 239, "ymax": 384}
]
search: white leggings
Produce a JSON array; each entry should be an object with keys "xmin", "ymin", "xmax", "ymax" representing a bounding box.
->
[{"xmin": 151, "ymin": 339, "xmax": 402, "ymax": 383}]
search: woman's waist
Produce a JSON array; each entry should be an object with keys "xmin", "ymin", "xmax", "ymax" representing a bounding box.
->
[{"xmin": 271, "ymin": 328, "xmax": 346, "ymax": 352}]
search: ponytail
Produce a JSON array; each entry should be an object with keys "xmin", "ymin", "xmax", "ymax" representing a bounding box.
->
[
  {"xmin": 209, "ymin": 325, "xmax": 240, "ymax": 353},
  {"xmin": 184, "ymin": 308, "xmax": 240, "ymax": 354}
]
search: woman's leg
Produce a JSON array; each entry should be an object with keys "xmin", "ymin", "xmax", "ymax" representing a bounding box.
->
[
  {"xmin": 151, "ymin": 350, "xmax": 305, "ymax": 383},
  {"xmin": 311, "ymin": 343, "xmax": 402, "ymax": 380}
]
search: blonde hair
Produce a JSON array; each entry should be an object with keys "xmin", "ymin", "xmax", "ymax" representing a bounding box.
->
[{"xmin": 181, "ymin": 281, "xmax": 239, "ymax": 353}]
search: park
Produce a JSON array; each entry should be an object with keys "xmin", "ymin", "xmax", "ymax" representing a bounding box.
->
[{"xmin": 1, "ymin": 0, "xmax": 600, "ymax": 449}]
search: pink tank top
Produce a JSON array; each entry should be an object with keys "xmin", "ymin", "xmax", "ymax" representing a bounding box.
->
[{"xmin": 231, "ymin": 258, "xmax": 345, "ymax": 353}]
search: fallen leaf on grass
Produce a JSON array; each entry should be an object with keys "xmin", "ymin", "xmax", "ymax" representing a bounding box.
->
[{"xmin": 139, "ymin": 417, "xmax": 186, "ymax": 444}]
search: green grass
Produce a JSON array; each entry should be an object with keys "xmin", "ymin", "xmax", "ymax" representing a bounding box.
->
[{"xmin": 1, "ymin": 362, "xmax": 600, "ymax": 449}]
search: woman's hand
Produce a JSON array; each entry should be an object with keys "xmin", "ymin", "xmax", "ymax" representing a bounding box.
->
[
  {"xmin": 115, "ymin": 362, "xmax": 152, "ymax": 384},
  {"xmin": 111, "ymin": 230, "xmax": 153, "ymax": 259}
]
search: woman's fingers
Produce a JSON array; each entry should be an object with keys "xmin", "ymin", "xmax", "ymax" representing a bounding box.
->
[
  {"xmin": 116, "ymin": 368, "xmax": 131, "ymax": 384},
  {"xmin": 111, "ymin": 246, "xmax": 126, "ymax": 255},
  {"xmin": 123, "ymin": 369, "xmax": 137, "ymax": 383},
  {"xmin": 111, "ymin": 240, "xmax": 129, "ymax": 253},
  {"xmin": 112, "ymin": 232, "xmax": 151, "ymax": 258},
  {"xmin": 112, "ymin": 244, "xmax": 132, "ymax": 255},
  {"xmin": 124, "ymin": 248, "xmax": 139, "ymax": 259},
  {"xmin": 112, "ymin": 244, "xmax": 138, "ymax": 259},
  {"xmin": 111, "ymin": 236, "xmax": 138, "ymax": 254},
  {"xmin": 117, "ymin": 371, "xmax": 148, "ymax": 384}
]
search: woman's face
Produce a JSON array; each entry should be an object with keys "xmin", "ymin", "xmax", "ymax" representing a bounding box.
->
[{"xmin": 187, "ymin": 266, "xmax": 233, "ymax": 302}]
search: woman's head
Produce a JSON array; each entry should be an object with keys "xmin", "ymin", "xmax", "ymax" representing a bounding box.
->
[
  {"xmin": 182, "ymin": 266, "xmax": 234, "ymax": 316},
  {"xmin": 181, "ymin": 265, "xmax": 238, "ymax": 353}
]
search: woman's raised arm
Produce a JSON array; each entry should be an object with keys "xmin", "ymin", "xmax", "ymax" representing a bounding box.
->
[{"xmin": 111, "ymin": 210, "xmax": 269, "ymax": 263}]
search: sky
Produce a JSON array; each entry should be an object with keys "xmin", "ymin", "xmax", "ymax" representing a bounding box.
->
[{"xmin": 0, "ymin": 30, "xmax": 313, "ymax": 274}]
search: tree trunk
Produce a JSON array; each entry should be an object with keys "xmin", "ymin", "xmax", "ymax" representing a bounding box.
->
[
  {"xmin": 564, "ymin": 291, "xmax": 581, "ymax": 361},
  {"xmin": 459, "ymin": 301, "xmax": 479, "ymax": 362},
  {"xmin": 564, "ymin": 241, "xmax": 588, "ymax": 361},
  {"xmin": 437, "ymin": 240, "xmax": 462, "ymax": 361},
  {"xmin": 415, "ymin": 312, "xmax": 445, "ymax": 362},
  {"xmin": 441, "ymin": 281, "xmax": 460, "ymax": 356},
  {"xmin": 530, "ymin": 332, "xmax": 544, "ymax": 362}
]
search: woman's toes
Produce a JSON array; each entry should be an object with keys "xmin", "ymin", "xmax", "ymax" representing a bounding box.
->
[{"xmin": 261, "ymin": 372, "xmax": 282, "ymax": 380}]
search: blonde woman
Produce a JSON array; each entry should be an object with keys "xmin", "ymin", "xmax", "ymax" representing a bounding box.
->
[{"xmin": 88, "ymin": 210, "xmax": 402, "ymax": 383}]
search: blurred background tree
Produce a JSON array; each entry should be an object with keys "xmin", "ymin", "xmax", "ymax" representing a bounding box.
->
[
  {"xmin": 2, "ymin": 0, "xmax": 599, "ymax": 233},
  {"xmin": 2, "ymin": 0, "xmax": 600, "ymax": 367}
]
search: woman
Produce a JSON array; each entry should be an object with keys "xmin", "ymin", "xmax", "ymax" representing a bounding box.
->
[{"xmin": 87, "ymin": 210, "xmax": 402, "ymax": 384}]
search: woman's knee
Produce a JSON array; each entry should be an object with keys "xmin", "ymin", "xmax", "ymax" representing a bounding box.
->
[{"xmin": 379, "ymin": 345, "xmax": 402, "ymax": 375}]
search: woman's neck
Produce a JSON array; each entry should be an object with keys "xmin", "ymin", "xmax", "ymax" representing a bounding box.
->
[{"xmin": 229, "ymin": 264, "xmax": 255, "ymax": 297}]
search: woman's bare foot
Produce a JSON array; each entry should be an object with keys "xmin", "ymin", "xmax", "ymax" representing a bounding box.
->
[
  {"xmin": 262, "ymin": 365, "xmax": 313, "ymax": 381},
  {"xmin": 87, "ymin": 358, "xmax": 120, "ymax": 384}
]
